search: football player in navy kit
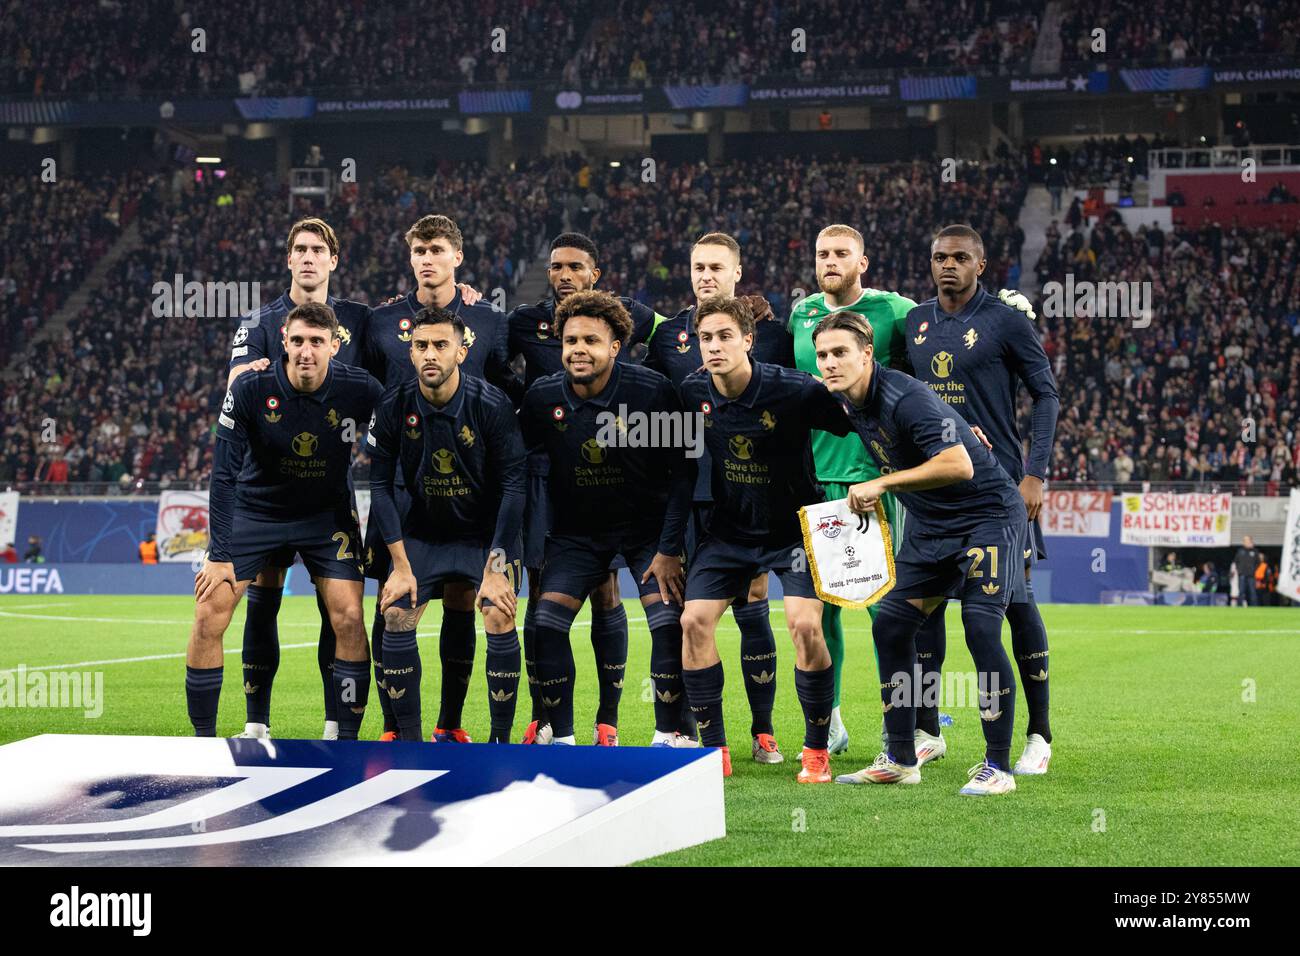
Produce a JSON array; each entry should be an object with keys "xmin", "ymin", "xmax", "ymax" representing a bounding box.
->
[
  {"xmin": 814, "ymin": 310, "xmax": 1028, "ymax": 796},
  {"xmin": 506, "ymin": 233, "xmax": 660, "ymax": 745},
  {"xmin": 646, "ymin": 232, "xmax": 795, "ymax": 765},
  {"xmin": 518, "ymin": 291, "xmax": 695, "ymax": 748},
  {"xmin": 676, "ymin": 295, "xmax": 850, "ymax": 783},
  {"xmin": 905, "ymin": 225, "xmax": 1060, "ymax": 775},
  {"xmin": 222, "ymin": 217, "xmax": 374, "ymax": 741},
  {"xmin": 360, "ymin": 214, "xmax": 514, "ymax": 742},
  {"xmin": 189, "ymin": 303, "xmax": 384, "ymax": 740},
  {"xmin": 367, "ymin": 307, "xmax": 526, "ymax": 743}
]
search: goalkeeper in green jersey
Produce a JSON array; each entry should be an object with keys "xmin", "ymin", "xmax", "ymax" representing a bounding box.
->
[{"xmin": 788, "ymin": 224, "xmax": 914, "ymax": 754}]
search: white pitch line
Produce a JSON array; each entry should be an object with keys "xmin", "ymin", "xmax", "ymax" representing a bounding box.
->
[
  {"xmin": 0, "ymin": 602, "xmax": 74, "ymax": 611},
  {"xmin": 0, "ymin": 642, "xmax": 319, "ymax": 675},
  {"xmin": 0, "ymin": 610, "xmax": 322, "ymax": 627}
]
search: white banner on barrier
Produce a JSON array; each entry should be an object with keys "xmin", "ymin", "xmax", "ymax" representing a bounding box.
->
[
  {"xmin": 798, "ymin": 498, "xmax": 894, "ymax": 609},
  {"xmin": 1120, "ymin": 492, "xmax": 1232, "ymax": 547},
  {"xmin": 1277, "ymin": 489, "xmax": 1300, "ymax": 603},
  {"xmin": 1042, "ymin": 489, "xmax": 1112, "ymax": 537},
  {"xmin": 156, "ymin": 490, "xmax": 211, "ymax": 563},
  {"xmin": 0, "ymin": 491, "xmax": 18, "ymax": 551}
]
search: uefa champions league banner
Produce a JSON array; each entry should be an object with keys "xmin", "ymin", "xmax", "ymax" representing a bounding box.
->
[
  {"xmin": 1277, "ymin": 488, "xmax": 1300, "ymax": 603},
  {"xmin": 0, "ymin": 491, "xmax": 18, "ymax": 550},
  {"xmin": 798, "ymin": 498, "xmax": 894, "ymax": 608},
  {"xmin": 154, "ymin": 490, "xmax": 210, "ymax": 563},
  {"xmin": 1119, "ymin": 491, "xmax": 1232, "ymax": 547}
]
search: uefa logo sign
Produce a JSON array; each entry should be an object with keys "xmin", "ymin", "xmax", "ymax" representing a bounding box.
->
[{"xmin": 555, "ymin": 91, "xmax": 583, "ymax": 110}]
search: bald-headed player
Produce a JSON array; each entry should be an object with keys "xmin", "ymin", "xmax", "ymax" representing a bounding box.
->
[
  {"xmin": 646, "ymin": 232, "xmax": 796, "ymax": 765},
  {"xmin": 506, "ymin": 232, "xmax": 661, "ymax": 745}
]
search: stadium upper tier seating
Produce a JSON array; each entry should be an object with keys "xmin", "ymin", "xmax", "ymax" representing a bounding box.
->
[{"xmin": 4, "ymin": 0, "xmax": 1296, "ymax": 98}]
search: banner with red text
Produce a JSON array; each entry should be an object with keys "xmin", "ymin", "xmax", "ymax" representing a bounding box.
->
[
  {"xmin": 1120, "ymin": 492, "xmax": 1232, "ymax": 547},
  {"xmin": 1042, "ymin": 489, "xmax": 1112, "ymax": 537}
]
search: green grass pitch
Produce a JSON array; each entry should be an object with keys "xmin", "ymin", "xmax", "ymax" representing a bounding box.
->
[{"xmin": 1, "ymin": 595, "xmax": 1296, "ymax": 866}]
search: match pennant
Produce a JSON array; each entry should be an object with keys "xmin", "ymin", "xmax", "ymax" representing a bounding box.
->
[{"xmin": 798, "ymin": 498, "xmax": 895, "ymax": 609}]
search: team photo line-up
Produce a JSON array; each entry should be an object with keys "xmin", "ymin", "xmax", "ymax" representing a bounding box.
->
[{"xmin": 186, "ymin": 209, "xmax": 1059, "ymax": 796}]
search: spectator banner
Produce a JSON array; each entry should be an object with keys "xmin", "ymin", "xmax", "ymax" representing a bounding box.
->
[
  {"xmin": 0, "ymin": 492, "xmax": 19, "ymax": 553},
  {"xmin": 799, "ymin": 499, "xmax": 894, "ymax": 609},
  {"xmin": 155, "ymin": 490, "xmax": 210, "ymax": 563},
  {"xmin": 1120, "ymin": 492, "xmax": 1232, "ymax": 547},
  {"xmin": 1278, "ymin": 489, "xmax": 1300, "ymax": 604},
  {"xmin": 1042, "ymin": 489, "xmax": 1112, "ymax": 537}
]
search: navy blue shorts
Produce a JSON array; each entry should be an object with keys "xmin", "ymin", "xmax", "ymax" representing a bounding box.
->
[
  {"xmin": 522, "ymin": 471, "xmax": 551, "ymax": 570},
  {"xmin": 893, "ymin": 508, "xmax": 1028, "ymax": 607},
  {"xmin": 363, "ymin": 485, "xmax": 412, "ymax": 582},
  {"xmin": 387, "ymin": 535, "xmax": 523, "ymax": 610},
  {"xmin": 686, "ymin": 501, "xmax": 713, "ymax": 561},
  {"xmin": 540, "ymin": 528, "xmax": 665, "ymax": 601},
  {"xmin": 1024, "ymin": 517, "xmax": 1048, "ymax": 567},
  {"xmin": 685, "ymin": 534, "xmax": 816, "ymax": 602},
  {"xmin": 227, "ymin": 506, "xmax": 364, "ymax": 584}
]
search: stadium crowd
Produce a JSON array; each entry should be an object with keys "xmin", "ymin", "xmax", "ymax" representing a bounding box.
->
[
  {"xmin": 8, "ymin": 0, "xmax": 1300, "ymax": 100},
  {"xmin": 1057, "ymin": 0, "xmax": 1300, "ymax": 66},
  {"xmin": 0, "ymin": 171, "xmax": 149, "ymax": 364},
  {"xmin": 572, "ymin": 0, "xmax": 1041, "ymax": 86},
  {"xmin": 0, "ymin": 0, "xmax": 591, "ymax": 97},
  {"xmin": 1031, "ymin": 212, "xmax": 1300, "ymax": 489}
]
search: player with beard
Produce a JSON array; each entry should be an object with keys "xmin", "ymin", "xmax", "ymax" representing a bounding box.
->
[
  {"xmin": 787, "ymin": 224, "xmax": 915, "ymax": 756},
  {"xmin": 367, "ymin": 307, "xmax": 526, "ymax": 744},
  {"xmin": 506, "ymin": 233, "xmax": 663, "ymax": 746},
  {"xmin": 518, "ymin": 291, "xmax": 694, "ymax": 748},
  {"xmin": 646, "ymin": 232, "xmax": 794, "ymax": 765},
  {"xmin": 362, "ymin": 215, "xmax": 512, "ymax": 743}
]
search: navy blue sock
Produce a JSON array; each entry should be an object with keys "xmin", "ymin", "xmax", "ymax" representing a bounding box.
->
[
  {"xmin": 794, "ymin": 665, "xmax": 835, "ymax": 750},
  {"xmin": 437, "ymin": 609, "xmax": 476, "ymax": 731},
  {"xmin": 734, "ymin": 599, "xmax": 776, "ymax": 737},
  {"xmin": 647, "ymin": 602, "xmax": 688, "ymax": 734},
  {"xmin": 240, "ymin": 584, "xmax": 281, "ymax": 726},
  {"xmin": 682, "ymin": 662, "xmax": 726, "ymax": 747},
  {"xmin": 963, "ymin": 603, "xmax": 1017, "ymax": 770},
  {"xmin": 486, "ymin": 629, "xmax": 521, "ymax": 742},
  {"xmin": 913, "ymin": 602, "xmax": 947, "ymax": 737},
  {"xmin": 316, "ymin": 589, "xmax": 337, "ymax": 724},
  {"xmin": 382, "ymin": 628, "xmax": 422, "ymax": 741},
  {"xmin": 332, "ymin": 658, "xmax": 370, "ymax": 740},
  {"xmin": 871, "ymin": 598, "xmax": 928, "ymax": 766},
  {"xmin": 524, "ymin": 585, "xmax": 545, "ymax": 723},
  {"xmin": 1007, "ymin": 599, "xmax": 1051, "ymax": 743},
  {"xmin": 371, "ymin": 604, "xmax": 397, "ymax": 733},
  {"xmin": 590, "ymin": 604, "xmax": 628, "ymax": 728},
  {"xmin": 534, "ymin": 599, "xmax": 578, "ymax": 738},
  {"xmin": 186, "ymin": 665, "xmax": 224, "ymax": 737}
]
